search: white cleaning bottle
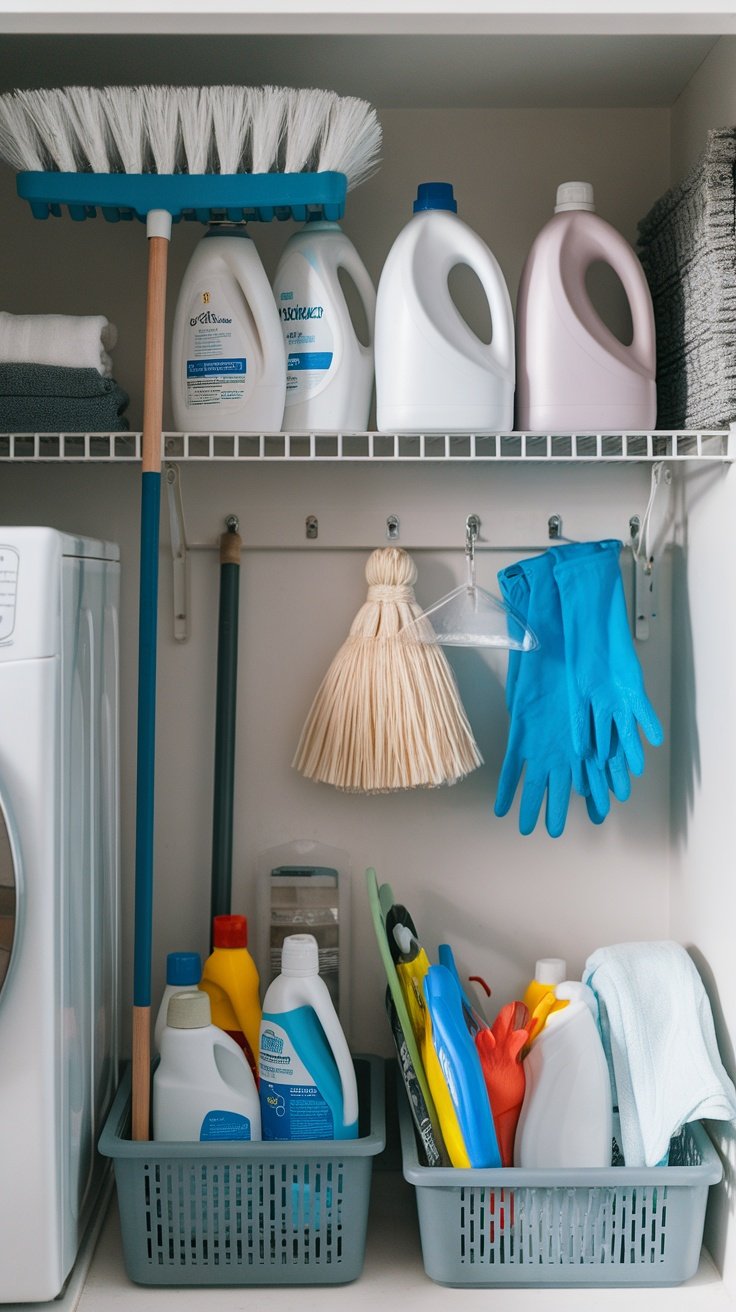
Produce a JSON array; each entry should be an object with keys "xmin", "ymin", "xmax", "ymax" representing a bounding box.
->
[
  {"xmin": 516, "ymin": 181, "xmax": 656, "ymax": 430},
  {"xmin": 153, "ymin": 950, "xmax": 202, "ymax": 1057},
  {"xmin": 273, "ymin": 220, "xmax": 375, "ymax": 430},
  {"xmin": 374, "ymin": 182, "xmax": 515, "ymax": 433},
  {"xmin": 514, "ymin": 985, "xmax": 612, "ymax": 1168},
  {"xmin": 171, "ymin": 225, "xmax": 286, "ymax": 432},
  {"xmin": 153, "ymin": 990, "xmax": 261, "ymax": 1142},
  {"xmin": 259, "ymin": 934, "xmax": 358, "ymax": 1140}
]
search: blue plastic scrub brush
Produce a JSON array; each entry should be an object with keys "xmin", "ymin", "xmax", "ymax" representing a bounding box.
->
[{"xmin": 0, "ymin": 83, "xmax": 381, "ymax": 1140}]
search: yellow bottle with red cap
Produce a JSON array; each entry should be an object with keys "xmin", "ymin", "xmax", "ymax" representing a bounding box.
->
[{"xmin": 200, "ymin": 915, "xmax": 261, "ymax": 1081}]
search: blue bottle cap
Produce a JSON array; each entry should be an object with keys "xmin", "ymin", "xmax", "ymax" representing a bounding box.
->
[
  {"xmin": 413, "ymin": 182, "xmax": 458, "ymax": 214},
  {"xmin": 166, "ymin": 951, "xmax": 202, "ymax": 986}
]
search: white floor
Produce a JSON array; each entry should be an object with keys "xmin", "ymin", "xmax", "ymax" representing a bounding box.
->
[{"xmin": 72, "ymin": 1173, "xmax": 736, "ymax": 1312}]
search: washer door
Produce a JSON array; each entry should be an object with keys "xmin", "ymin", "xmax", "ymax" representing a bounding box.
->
[{"xmin": 0, "ymin": 799, "xmax": 17, "ymax": 1000}]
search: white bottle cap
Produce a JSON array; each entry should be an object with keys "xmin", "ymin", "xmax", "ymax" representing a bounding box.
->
[
  {"xmin": 554, "ymin": 182, "xmax": 595, "ymax": 213},
  {"xmin": 281, "ymin": 933, "xmax": 319, "ymax": 977},
  {"xmin": 535, "ymin": 958, "xmax": 567, "ymax": 985},
  {"xmin": 167, "ymin": 989, "xmax": 211, "ymax": 1029}
]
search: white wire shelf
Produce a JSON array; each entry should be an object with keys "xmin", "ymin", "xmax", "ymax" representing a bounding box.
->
[{"xmin": 0, "ymin": 429, "xmax": 733, "ymax": 462}]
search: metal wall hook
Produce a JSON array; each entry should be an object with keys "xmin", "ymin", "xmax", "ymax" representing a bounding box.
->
[
  {"xmin": 465, "ymin": 513, "xmax": 480, "ymax": 562},
  {"xmin": 165, "ymin": 462, "xmax": 189, "ymax": 643}
]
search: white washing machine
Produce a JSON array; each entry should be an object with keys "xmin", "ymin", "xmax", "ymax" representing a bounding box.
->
[{"xmin": 0, "ymin": 528, "xmax": 120, "ymax": 1303}]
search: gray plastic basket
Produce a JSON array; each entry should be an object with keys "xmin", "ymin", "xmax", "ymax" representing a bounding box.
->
[
  {"xmin": 99, "ymin": 1056, "xmax": 384, "ymax": 1286},
  {"xmin": 398, "ymin": 1084, "xmax": 722, "ymax": 1288}
]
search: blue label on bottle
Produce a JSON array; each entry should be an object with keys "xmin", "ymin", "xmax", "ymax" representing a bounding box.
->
[
  {"xmin": 287, "ymin": 351, "xmax": 334, "ymax": 372},
  {"xmin": 199, "ymin": 1110, "xmax": 252, "ymax": 1141},
  {"xmin": 187, "ymin": 357, "xmax": 246, "ymax": 378},
  {"xmin": 261, "ymin": 1082, "xmax": 334, "ymax": 1141}
]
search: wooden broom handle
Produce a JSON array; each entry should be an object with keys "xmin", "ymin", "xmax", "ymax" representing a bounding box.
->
[{"xmin": 142, "ymin": 234, "xmax": 169, "ymax": 473}]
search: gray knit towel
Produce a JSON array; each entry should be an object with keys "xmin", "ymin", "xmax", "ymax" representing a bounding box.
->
[
  {"xmin": 637, "ymin": 127, "xmax": 736, "ymax": 430},
  {"xmin": 0, "ymin": 363, "xmax": 130, "ymax": 431}
]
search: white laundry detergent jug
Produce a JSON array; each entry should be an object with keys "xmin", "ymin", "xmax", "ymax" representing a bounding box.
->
[
  {"xmin": 516, "ymin": 181, "xmax": 657, "ymax": 431},
  {"xmin": 273, "ymin": 220, "xmax": 375, "ymax": 430},
  {"xmin": 374, "ymin": 182, "xmax": 515, "ymax": 433},
  {"xmin": 171, "ymin": 225, "xmax": 286, "ymax": 432}
]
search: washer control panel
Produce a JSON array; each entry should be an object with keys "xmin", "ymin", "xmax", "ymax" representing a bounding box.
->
[{"xmin": 0, "ymin": 548, "xmax": 19, "ymax": 642}]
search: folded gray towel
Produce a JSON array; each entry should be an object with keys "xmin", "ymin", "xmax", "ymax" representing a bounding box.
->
[
  {"xmin": 637, "ymin": 127, "xmax": 736, "ymax": 430},
  {"xmin": 0, "ymin": 363, "xmax": 129, "ymax": 431}
]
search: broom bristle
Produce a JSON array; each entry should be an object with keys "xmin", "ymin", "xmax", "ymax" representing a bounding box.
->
[
  {"xmin": 293, "ymin": 547, "xmax": 483, "ymax": 793},
  {"xmin": 0, "ymin": 83, "xmax": 381, "ymax": 187}
]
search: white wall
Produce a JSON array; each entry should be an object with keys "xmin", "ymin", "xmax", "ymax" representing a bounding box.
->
[{"xmin": 669, "ymin": 34, "xmax": 736, "ymax": 1294}]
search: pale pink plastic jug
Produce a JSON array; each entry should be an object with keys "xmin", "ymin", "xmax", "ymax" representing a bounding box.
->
[{"xmin": 516, "ymin": 182, "xmax": 656, "ymax": 431}]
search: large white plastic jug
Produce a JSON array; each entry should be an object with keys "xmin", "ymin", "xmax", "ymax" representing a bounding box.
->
[
  {"xmin": 171, "ymin": 226, "xmax": 286, "ymax": 432},
  {"xmin": 516, "ymin": 182, "xmax": 656, "ymax": 431},
  {"xmin": 273, "ymin": 220, "xmax": 375, "ymax": 430},
  {"xmin": 375, "ymin": 183, "xmax": 515, "ymax": 433}
]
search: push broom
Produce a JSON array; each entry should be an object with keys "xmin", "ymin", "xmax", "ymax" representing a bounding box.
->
[{"xmin": 0, "ymin": 84, "xmax": 381, "ymax": 1138}]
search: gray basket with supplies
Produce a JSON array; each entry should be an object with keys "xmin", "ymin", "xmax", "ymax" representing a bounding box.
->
[
  {"xmin": 99, "ymin": 1055, "xmax": 384, "ymax": 1287},
  {"xmin": 398, "ymin": 1084, "xmax": 722, "ymax": 1288}
]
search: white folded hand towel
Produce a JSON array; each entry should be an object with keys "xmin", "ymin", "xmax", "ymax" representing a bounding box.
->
[
  {"xmin": 584, "ymin": 941, "xmax": 736, "ymax": 1167},
  {"xmin": 0, "ymin": 312, "xmax": 117, "ymax": 376}
]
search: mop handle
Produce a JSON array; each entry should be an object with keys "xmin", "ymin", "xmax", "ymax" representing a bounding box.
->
[
  {"xmin": 210, "ymin": 524, "xmax": 242, "ymax": 937},
  {"xmin": 132, "ymin": 211, "xmax": 171, "ymax": 1142}
]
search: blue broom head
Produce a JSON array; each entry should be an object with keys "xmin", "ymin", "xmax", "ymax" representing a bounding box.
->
[{"xmin": 0, "ymin": 84, "xmax": 382, "ymax": 223}]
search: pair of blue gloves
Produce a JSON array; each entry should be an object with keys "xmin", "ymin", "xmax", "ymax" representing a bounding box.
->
[{"xmin": 495, "ymin": 540, "xmax": 663, "ymax": 838}]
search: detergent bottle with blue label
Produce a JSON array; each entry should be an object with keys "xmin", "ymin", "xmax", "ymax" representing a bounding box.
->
[
  {"xmin": 171, "ymin": 225, "xmax": 286, "ymax": 432},
  {"xmin": 153, "ymin": 990, "xmax": 261, "ymax": 1143},
  {"xmin": 259, "ymin": 933, "xmax": 359, "ymax": 1140},
  {"xmin": 273, "ymin": 220, "xmax": 375, "ymax": 431}
]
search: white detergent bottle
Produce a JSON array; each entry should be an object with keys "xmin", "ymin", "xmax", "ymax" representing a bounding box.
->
[
  {"xmin": 153, "ymin": 990, "xmax": 261, "ymax": 1142},
  {"xmin": 516, "ymin": 181, "xmax": 656, "ymax": 430},
  {"xmin": 273, "ymin": 220, "xmax": 375, "ymax": 430},
  {"xmin": 514, "ymin": 985, "xmax": 612, "ymax": 1168},
  {"xmin": 374, "ymin": 182, "xmax": 515, "ymax": 433},
  {"xmin": 171, "ymin": 225, "xmax": 286, "ymax": 432},
  {"xmin": 153, "ymin": 950, "xmax": 202, "ymax": 1057},
  {"xmin": 259, "ymin": 933, "xmax": 358, "ymax": 1140}
]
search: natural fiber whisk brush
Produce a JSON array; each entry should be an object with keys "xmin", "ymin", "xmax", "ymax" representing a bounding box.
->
[
  {"xmin": 294, "ymin": 547, "xmax": 482, "ymax": 792},
  {"xmin": 0, "ymin": 82, "xmax": 381, "ymax": 1140}
]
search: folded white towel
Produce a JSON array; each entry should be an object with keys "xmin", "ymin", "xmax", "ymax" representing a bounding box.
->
[
  {"xmin": 584, "ymin": 941, "xmax": 736, "ymax": 1167},
  {"xmin": 0, "ymin": 312, "xmax": 117, "ymax": 376}
]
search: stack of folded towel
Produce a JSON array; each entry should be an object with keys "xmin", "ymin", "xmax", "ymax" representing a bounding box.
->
[
  {"xmin": 584, "ymin": 941, "xmax": 736, "ymax": 1167},
  {"xmin": 0, "ymin": 312, "xmax": 129, "ymax": 432}
]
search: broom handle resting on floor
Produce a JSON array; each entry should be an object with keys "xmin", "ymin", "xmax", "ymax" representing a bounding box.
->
[{"xmin": 133, "ymin": 213, "xmax": 171, "ymax": 1142}]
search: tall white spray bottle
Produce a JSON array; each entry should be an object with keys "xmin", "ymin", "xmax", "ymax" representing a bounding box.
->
[
  {"xmin": 273, "ymin": 220, "xmax": 375, "ymax": 430},
  {"xmin": 259, "ymin": 934, "xmax": 358, "ymax": 1140},
  {"xmin": 374, "ymin": 182, "xmax": 515, "ymax": 433},
  {"xmin": 171, "ymin": 225, "xmax": 286, "ymax": 432}
]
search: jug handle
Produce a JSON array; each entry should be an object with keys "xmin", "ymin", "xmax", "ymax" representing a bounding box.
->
[
  {"xmin": 310, "ymin": 986, "xmax": 360, "ymax": 1128},
  {"xmin": 445, "ymin": 224, "xmax": 515, "ymax": 374},
  {"xmin": 334, "ymin": 245, "xmax": 376, "ymax": 356},
  {"xmin": 565, "ymin": 224, "xmax": 655, "ymax": 375}
]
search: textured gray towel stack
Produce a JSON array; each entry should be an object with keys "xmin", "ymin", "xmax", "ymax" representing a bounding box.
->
[
  {"xmin": 0, "ymin": 363, "xmax": 129, "ymax": 432},
  {"xmin": 637, "ymin": 127, "xmax": 736, "ymax": 430}
]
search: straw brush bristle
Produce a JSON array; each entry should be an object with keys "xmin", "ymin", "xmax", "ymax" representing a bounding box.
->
[{"xmin": 0, "ymin": 84, "xmax": 381, "ymax": 188}]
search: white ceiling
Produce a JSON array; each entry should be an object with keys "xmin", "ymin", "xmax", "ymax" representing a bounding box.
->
[{"xmin": 0, "ymin": 34, "xmax": 720, "ymax": 107}]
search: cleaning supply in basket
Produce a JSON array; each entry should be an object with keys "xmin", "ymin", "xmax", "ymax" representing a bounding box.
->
[
  {"xmin": 259, "ymin": 933, "xmax": 358, "ymax": 1140},
  {"xmin": 514, "ymin": 981, "xmax": 612, "ymax": 1167},
  {"xmin": 293, "ymin": 546, "xmax": 482, "ymax": 792},
  {"xmin": 374, "ymin": 182, "xmax": 515, "ymax": 432},
  {"xmin": 516, "ymin": 181, "xmax": 656, "ymax": 430},
  {"xmin": 171, "ymin": 225, "xmax": 286, "ymax": 433},
  {"xmin": 273, "ymin": 219, "xmax": 375, "ymax": 430},
  {"xmin": 522, "ymin": 957, "xmax": 568, "ymax": 1041},
  {"xmin": 153, "ymin": 990, "xmax": 261, "ymax": 1142},
  {"xmin": 0, "ymin": 311, "xmax": 117, "ymax": 375},
  {"xmin": 200, "ymin": 915, "xmax": 261, "ymax": 1082},
  {"xmin": 153, "ymin": 951, "xmax": 202, "ymax": 1055},
  {"xmin": 0, "ymin": 363, "xmax": 130, "ymax": 432},
  {"xmin": 423, "ymin": 965, "xmax": 501, "ymax": 1168},
  {"xmin": 475, "ymin": 1000, "xmax": 532, "ymax": 1167},
  {"xmin": 584, "ymin": 941, "xmax": 736, "ymax": 1167}
]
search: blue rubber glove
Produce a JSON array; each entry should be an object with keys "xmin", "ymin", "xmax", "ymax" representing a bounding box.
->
[
  {"xmin": 496, "ymin": 551, "xmax": 613, "ymax": 837},
  {"xmin": 552, "ymin": 540, "xmax": 664, "ymax": 771}
]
